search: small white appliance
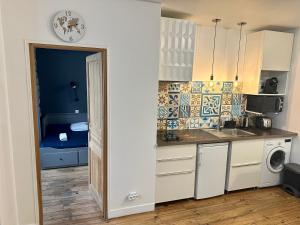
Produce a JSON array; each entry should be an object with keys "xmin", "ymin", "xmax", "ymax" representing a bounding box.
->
[
  {"xmin": 195, "ymin": 143, "xmax": 229, "ymax": 199},
  {"xmin": 259, "ymin": 138, "xmax": 292, "ymax": 187}
]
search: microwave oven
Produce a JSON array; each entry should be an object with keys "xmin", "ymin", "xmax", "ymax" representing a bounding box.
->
[{"xmin": 246, "ymin": 95, "xmax": 284, "ymax": 113}]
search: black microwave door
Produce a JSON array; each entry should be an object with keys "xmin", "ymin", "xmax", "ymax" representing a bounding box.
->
[{"xmin": 246, "ymin": 96, "xmax": 264, "ymax": 112}]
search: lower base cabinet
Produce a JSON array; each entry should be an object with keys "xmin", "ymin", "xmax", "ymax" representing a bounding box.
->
[
  {"xmin": 226, "ymin": 140, "xmax": 264, "ymax": 191},
  {"xmin": 155, "ymin": 144, "xmax": 196, "ymax": 203}
]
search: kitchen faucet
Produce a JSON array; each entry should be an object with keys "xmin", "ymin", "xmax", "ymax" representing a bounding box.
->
[{"xmin": 217, "ymin": 110, "xmax": 234, "ymax": 130}]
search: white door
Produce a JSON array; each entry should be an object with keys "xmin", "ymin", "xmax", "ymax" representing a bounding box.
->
[
  {"xmin": 195, "ymin": 143, "xmax": 228, "ymax": 199},
  {"xmin": 86, "ymin": 53, "xmax": 106, "ymax": 214}
]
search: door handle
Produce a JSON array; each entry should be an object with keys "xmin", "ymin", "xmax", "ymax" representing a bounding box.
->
[
  {"xmin": 232, "ymin": 162, "xmax": 260, "ymax": 168},
  {"xmin": 156, "ymin": 170, "xmax": 194, "ymax": 177},
  {"xmin": 157, "ymin": 156, "xmax": 194, "ymax": 162}
]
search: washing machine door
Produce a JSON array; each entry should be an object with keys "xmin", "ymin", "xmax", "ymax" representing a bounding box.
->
[{"xmin": 267, "ymin": 147, "xmax": 286, "ymax": 173}]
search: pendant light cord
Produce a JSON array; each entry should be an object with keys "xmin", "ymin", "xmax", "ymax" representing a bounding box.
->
[
  {"xmin": 211, "ymin": 19, "xmax": 220, "ymax": 80},
  {"xmin": 235, "ymin": 22, "xmax": 246, "ymax": 81}
]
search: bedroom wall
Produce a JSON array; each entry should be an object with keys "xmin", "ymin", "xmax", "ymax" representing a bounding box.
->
[
  {"xmin": 36, "ymin": 49, "xmax": 94, "ymax": 115},
  {"xmin": 0, "ymin": 0, "xmax": 160, "ymax": 224}
]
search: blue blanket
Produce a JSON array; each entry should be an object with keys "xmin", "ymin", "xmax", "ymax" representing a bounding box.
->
[{"xmin": 40, "ymin": 124, "xmax": 88, "ymax": 149}]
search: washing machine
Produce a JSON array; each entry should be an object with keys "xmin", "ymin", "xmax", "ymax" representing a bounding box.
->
[{"xmin": 259, "ymin": 138, "xmax": 292, "ymax": 188}]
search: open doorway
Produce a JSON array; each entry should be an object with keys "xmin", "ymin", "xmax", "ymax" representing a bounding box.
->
[{"xmin": 28, "ymin": 44, "xmax": 108, "ymax": 225}]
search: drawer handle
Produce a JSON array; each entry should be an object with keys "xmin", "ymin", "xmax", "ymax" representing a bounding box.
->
[
  {"xmin": 157, "ymin": 170, "xmax": 194, "ymax": 177},
  {"xmin": 157, "ymin": 156, "xmax": 194, "ymax": 162},
  {"xmin": 232, "ymin": 162, "xmax": 260, "ymax": 168}
]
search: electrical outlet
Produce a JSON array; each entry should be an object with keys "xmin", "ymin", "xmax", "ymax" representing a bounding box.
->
[{"xmin": 127, "ymin": 192, "xmax": 139, "ymax": 201}]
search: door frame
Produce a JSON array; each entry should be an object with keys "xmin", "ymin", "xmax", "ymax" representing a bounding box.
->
[{"xmin": 28, "ymin": 43, "xmax": 108, "ymax": 225}]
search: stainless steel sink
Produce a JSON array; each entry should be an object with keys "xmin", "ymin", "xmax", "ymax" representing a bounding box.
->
[{"xmin": 206, "ymin": 128, "xmax": 256, "ymax": 138}]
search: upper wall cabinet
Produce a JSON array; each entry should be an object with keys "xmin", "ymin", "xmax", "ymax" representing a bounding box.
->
[
  {"xmin": 242, "ymin": 30, "xmax": 294, "ymax": 95},
  {"xmin": 192, "ymin": 26, "xmax": 228, "ymax": 81},
  {"xmin": 159, "ymin": 17, "xmax": 197, "ymax": 81},
  {"xmin": 192, "ymin": 27, "xmax": 247, "ymax": 82}
]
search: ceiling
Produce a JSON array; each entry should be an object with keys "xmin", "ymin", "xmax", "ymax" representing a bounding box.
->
[{"xmin": 161, "ymin": 0, "xmax": 300, "ymax": 31}]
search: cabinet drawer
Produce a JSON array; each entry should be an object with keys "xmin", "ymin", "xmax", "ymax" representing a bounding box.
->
[
  {"xmin": 226, "ymin": 164, "xmax": 261, "ymax": 191},
  {"xmin": 157, "ymin": 144, "xmax": 196, "ymax": 160},
  {"xmin": 155, "ymin": 170, "xmax": 195, "ymax": 203},
  {"xmin": 156, "ymin": 156, "xmax": 195, "ymax": 174},
  {"xmin": 230, "ymin": 140, "xmax": 264, "ymax": 166},
  {"xmin": 41, "ymin": 151, "xmax": 78, "ymax": 169}
]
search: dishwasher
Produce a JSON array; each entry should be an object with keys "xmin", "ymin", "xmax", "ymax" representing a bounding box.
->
[{"xmin": 195, "ymin": 143, "xmax": 229, "ymax": 199}]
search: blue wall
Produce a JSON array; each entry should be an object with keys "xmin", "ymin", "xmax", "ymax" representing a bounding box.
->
[{"xmin": 36, "ymin": 48, "xmax": 95, "ymax": 115}]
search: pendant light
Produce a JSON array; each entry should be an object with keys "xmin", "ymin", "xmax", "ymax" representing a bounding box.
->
[
  {"xmin": 210, "ymin": 18, "xmax": 221, "ymax": 87},
  {"xmin": 234, "ymin": 22, "xmax": 247, "ymax": 87}
]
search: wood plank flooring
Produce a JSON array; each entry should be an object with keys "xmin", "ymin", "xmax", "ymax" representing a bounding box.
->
[{"xmin": 42, "ymin": 167, "xmax": 300, "ymax": 225}]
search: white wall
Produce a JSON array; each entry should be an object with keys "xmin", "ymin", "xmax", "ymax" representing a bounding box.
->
[
  {"xmin": 0, "ymin": 2, "xmax": 19, "ymax": 224},
  {"xmin": 273, "ymin": 28, "xmax": 300, "ymax": 163},
  {"xmin": 0, "ymin": 0, "xmax": 160, "ymax": 224}
]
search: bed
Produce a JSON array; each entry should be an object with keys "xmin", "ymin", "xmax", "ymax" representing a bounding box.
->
[{"xmin": 40, "ymin": 113, "xmax": 89, "ymax": 169}]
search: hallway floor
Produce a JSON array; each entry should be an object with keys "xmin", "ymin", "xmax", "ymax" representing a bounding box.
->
[
  {"xmin": 42, "ymin": 166, "xmax": 102, "ymax": 225},
  {"xmin": 42, "ymin": 167, "xmax": 300, "ymax": 225}
]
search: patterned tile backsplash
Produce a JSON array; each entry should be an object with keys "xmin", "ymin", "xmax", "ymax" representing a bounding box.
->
[{"xmin": 157, "ymin": 81, "xmax": 245, "ymax": 130}]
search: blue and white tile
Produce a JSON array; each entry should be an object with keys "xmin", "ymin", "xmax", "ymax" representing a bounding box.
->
[
  {"xmin": 168, "ymin": 93, "xmax": 180, "ymax": 106},
  {"xmin": 188, "ymin": 117, "xmax": 201, "ymax": 129},
  {"xmin": 222, "ymin": 82, "xmax": 233, "ymax": 93},
  {"xmin": 157, "ymin": 106, "xmax": 168, "ymax": 119},
  {"xmin": 201, "ymin": 94, "xmax": 222, "ymax": 117},
  {"xmin": 232, "ymin": 105, "xmax": 241, "ymax": 117},
  {"xmin": 180, "ymin": 93, "xmax": 190, "ymax": 106},
  {"xmin": 168, "ymin": 83, "xmax": 181, "ymax": 93},
  {"xmin": 167, "ymin": 119, "xmax": 179, "ymax": 130},
  {"xmin": 168, "ymin": 106, "xmax": 179, "ymax": 119},
  {"xmin": 191, "ymin": 81, "xmax": 202, "ymax": 93},
  {"xmin": 179, "ymin": 105, "xmax": 190, "ymax": 118},
  {"xmin": 232, "ymin": 94, "xmax": 242, "ymax": 105}
]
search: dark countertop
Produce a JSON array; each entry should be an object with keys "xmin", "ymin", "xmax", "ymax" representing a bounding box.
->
[{"xmin": 157, "ymin": 128, "xmax": 297, "ymax": 147}]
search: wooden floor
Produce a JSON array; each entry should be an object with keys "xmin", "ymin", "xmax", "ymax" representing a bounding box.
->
[{"xmin": 42, "ymin": 167, "xmax": 300, "ymax": 225}]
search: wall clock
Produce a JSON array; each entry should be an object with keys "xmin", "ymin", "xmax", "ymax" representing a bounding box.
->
[{"xmin": 53, "ymin": 10, "xmax": 86, "ymax": 43}]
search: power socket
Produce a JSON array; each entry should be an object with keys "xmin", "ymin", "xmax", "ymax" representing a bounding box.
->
[{"xmin": 127, "ymin": 192, "xmax": 139, "ymax": 201}]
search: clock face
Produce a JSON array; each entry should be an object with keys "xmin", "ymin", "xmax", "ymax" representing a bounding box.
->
[{"xmin": 53, "ymin": 10, "xmax": 86, "ymax": 43}]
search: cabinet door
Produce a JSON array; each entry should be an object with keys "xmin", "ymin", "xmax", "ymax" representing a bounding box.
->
[
  {"xmin": 241, "ymin": 32, "xmax": 264, "ymax": 94},
  {"xmin": 192, "ymin": 26, "xmax": 227, "ymax": 81},
  {"xmin": 224, "ymin": 29, "xmax": 247, "ymax": 81},
  {"xmin": 160, "ymin": 17, "xmax": 196, "ymax": 81},
  {"xmin": 195, "ymin": 144, "xmax": 228, "ymax": 199},
  {"xmin": 262, "ymin": 31, "xmax": 294, "ymax": 71}
]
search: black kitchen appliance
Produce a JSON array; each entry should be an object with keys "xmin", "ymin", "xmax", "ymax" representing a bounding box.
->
[
  {"xmin": 255, "ymin": 116, "xmax": 272, "ymax": 129},
  {"xmin": 263, "ymin": 77, "xmax": 279, "ymax": 94},
  {"xmin": 246, "ymin": 95, "xmax": 284, "ymax": 113}
]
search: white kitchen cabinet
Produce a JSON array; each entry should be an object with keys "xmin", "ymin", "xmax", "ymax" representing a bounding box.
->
[
  {"xmin": 159, "ymin": 17, "xmax": 197, "ymax": 81},
  {"xmin": 241, "ymin": 30, "xmax": 294, "ymax": 94},
  {"xmin": 192, "ymin": 26, "xmax": 227, "ymax": 81},
  {"xmin": 226, "ymin": 139, "xmax": 264, "ymax": 191},
  {"xmin": 155, "ymin": 144, "xmax": 196, "ymax": 203},
  {"xmin": 192, "ymin": 26, "xmax": 247, "ymax": 82}
]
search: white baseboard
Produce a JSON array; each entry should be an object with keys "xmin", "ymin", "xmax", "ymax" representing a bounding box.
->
[{"xmin": 108, "ymin": 203, "xmax": 155, "ymax": 219}]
